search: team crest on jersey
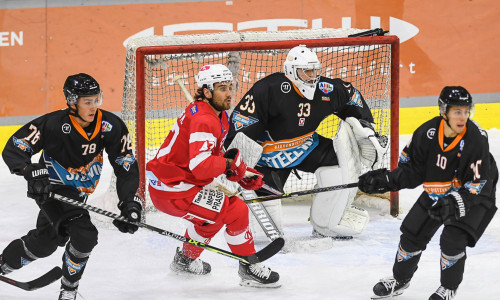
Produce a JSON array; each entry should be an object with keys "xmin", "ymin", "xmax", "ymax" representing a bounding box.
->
[
  {"xmin": 190, "ymin": 104, "xmax": 199, "ymax": 115},
  {"xmin": 62, "ymin": 123, "xmax": 71, "ymax": 134},
  {"xmin": 399, "ymin": 150, "xmax": 410, "ymax": 163},
  {"xmin": 318, "ymin": 82, "xmax": 334, "ymax": 94},
  {"xmin": 232, "ymin": 110, "xmax": 259, "ymax": 131},
  {"xmin": 465, "ymin": 180, "xmax": 487, "ymax": 195},
  {"xmin": 346, "ymin": 89, "xmax": 363, "ymax": 107},
  {"xmin": 101, "ymin": 121, "xmax": 113, "ymax": 132},
  {"xmin": 115, "ymin": 154, "xmax": 136, "ymax": 171},
  {"xmin": 299, "ymin": 118, "xmax": 305, "ymax": 126},
  {"xmin": 12, "ymin": 136, "xmax": 33, "ymax": 153}
]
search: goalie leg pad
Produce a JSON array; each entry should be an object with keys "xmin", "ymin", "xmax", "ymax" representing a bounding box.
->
[
  {"xmin": 310, "ymin": 120, "xmax": 368, "ymax": 236},
  {"xmin": 241, "ymin": 189, "xmax": 283, "ymax": 240}
]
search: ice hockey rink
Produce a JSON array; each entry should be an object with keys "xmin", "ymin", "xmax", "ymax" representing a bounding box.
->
[{"xmin": 1, "ymin": 131, "xmax": 499, "ymax": 299}]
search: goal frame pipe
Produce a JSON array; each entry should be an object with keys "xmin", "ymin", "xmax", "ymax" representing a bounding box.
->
[{"xmin": 134, "ymin": 35, "xmax": 400, "ymax": 216}]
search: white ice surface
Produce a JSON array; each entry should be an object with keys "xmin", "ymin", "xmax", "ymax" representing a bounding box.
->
[{"xmin": 1, "ymin": 130, "xmax": 499, "ymax": 299}]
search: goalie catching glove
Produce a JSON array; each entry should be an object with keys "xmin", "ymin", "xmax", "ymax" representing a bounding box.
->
[
  {"xmin": 23, "ymin": 163, "xmax": 51, "ymax": 204},
  {"xmin": 113, "ymin": 195, "xmax": 143, "ymax": 234},
  {"xmin": 345, "ymin": 117, "xmax": 388, "ymax": 169},
  {"xmin": 428, "ymin": 191, "xmax": 470, "ymax": 224}
]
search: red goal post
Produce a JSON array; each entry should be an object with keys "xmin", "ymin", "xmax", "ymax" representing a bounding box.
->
[{"xmin": 119, "ymin": 29, "xmax": 400, "ymax": 217}]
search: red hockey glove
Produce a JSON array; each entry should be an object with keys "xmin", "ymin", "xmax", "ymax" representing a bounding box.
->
[
  {"xmin": 238, "ymin": 167, "xmax": 264, "ymax": 190},
  {"xmin": 224, "ymin": 148, "xmax": 247, "ymax": 182}
]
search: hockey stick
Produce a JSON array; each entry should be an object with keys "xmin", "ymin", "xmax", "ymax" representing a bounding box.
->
[
  {"xmin": 0, "ymin": 267, "xmax": 62, "ymax": 291},
  {"xmin": 50, "ymin": 193, "xmax": 284, "ymax": 264},
  {"xmin": 243, "ymin": 182, "xmax": 359, "ymax": 203},
  {"xmin": 174, "ymin": 75, "xmax": 195, "ymax": 103}
]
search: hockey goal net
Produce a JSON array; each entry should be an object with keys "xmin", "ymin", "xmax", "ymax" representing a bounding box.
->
[{"xmin": 110, "ymin": 28, "xmax": 400, "ymax": 217}]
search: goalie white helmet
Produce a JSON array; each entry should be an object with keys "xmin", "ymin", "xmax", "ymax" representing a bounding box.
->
[
  {"xmin": 195, "ymin": 64, "xmax": 233, "ymax": 91},
  {"xmin": 283, "ymin": 45, "xmax": 322, "ymax": 100}
]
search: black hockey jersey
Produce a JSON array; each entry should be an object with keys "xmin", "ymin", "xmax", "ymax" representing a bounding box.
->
[
  {"xmin": 2, "ymin": 108, "xmax": 139, "ymax": 204},
  {"xmin": 392, "ymin": 116, "xmax": 497, "ymax": 207},
  {"xmin": 225, "ymin": 72, "xmax": 374, "ymax": 169}
]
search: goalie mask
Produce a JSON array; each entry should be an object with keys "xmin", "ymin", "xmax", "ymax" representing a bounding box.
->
[
  {"xmin": 438, "ymin": 86, "xmax": 473, "ymax": 116},
  {"xmin": 63, "ymin": 73, "xmax": 102, "ymax": 106},
  {"xmin": 283, "ymin": 45, "xmax": 322, "ymax": 100},
  {"xmin": 195, "ymin": 64, "xmax": 233, "ymax": 92}
]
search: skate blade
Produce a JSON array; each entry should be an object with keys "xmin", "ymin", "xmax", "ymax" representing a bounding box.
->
[
  {"xmin": 370, "ymin": 290, "xmax": 405, "ymax": 299},
  {"xmin": 239, "ymin": 279, "xmax": 281, "ymax": 288}
]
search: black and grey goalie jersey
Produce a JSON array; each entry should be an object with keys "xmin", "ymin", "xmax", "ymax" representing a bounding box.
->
[
  {"xmin": 392, "ymin": 116, "xmax": 498, "ymax": 206},
  {"xmin": 226, "ymin": 72, "xmax": 374, "ymax": 169},
  {"xmin": 2, "ymin": 108, "xmax": 139, "ymax": 203}
]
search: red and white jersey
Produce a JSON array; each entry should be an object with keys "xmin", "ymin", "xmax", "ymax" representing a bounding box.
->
[{"xmin": 146, "ymin": 101, "xmax": 229, "ymax": 199}]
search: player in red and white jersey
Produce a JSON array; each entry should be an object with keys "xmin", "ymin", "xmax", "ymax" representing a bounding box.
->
[{"xmin": 146, "ymin": 64, "xmax": 280, "ymax": 288}]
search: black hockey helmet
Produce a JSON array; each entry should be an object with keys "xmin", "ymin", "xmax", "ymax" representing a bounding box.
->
[
  {"xmin": 63, "ymin": 73, "xmax": 101, "ymax": 105},
  {"xmin": 438, "ymin": 86, "xmax": 472, "ymax": 115}
]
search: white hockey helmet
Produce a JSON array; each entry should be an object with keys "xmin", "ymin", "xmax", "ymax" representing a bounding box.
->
[
  {"xmin": 195, "ymin": 64, "xmax": 233, "ymax": 91},
  {"xmin": 283, "ymin": 45, "xmax": 322, "ymax": 100}
]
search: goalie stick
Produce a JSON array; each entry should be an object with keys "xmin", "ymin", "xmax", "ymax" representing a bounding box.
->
[
  {"xmin": 0, "ymin": 267, "xmax": 62, "ymax": 291},
  {"xmin": 244, "ymin": 182, "xmax": 359, "ymax": 203},
  {"xmin": 50, "ymin": 193, "xmax": 284, "ymax": 264}
]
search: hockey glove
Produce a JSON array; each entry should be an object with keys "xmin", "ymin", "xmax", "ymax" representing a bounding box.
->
[
  {"xmin": 113, "ymin": 195, "xmax": 143, "ymax": 234},
  {"xmin": 23, "ymin": 163, "xmax": 51, "ymax": 204},
  {"xmin": 428, "ymin": 191, "xmax": 470, "ymax": 224},
  {"xmin": 224, "ymin": 148, "xmax": 247, "ymax": 182},
  {"xmin": 238, "ymin": 167, "xmax": 264, "ymax": 190},
  {"xmin": 358, "ymin": 168, "xmax": 396, "ymax": 194}
]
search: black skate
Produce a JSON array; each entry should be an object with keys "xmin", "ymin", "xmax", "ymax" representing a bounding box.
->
[
  {"xmin": 238, "ymin": 262, "xmax": 280, "ymax": 288},
  {"xmin": 371, "ymin": 276, "xmax": 410, "ymax": 299},
  {"xmin": 170, "ymin": 247, "xmax": 211, "ymax": 275},
  {"xmin": 58, "ymin": 284, "xmax": 78, "ymax": 300},
  {"xmin": 429, "ymin": 286, "xmax": 456, "ymax": 300}
]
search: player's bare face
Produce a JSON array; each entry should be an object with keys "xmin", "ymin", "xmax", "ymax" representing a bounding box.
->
[
  {"xmin": 209, "ymin": 82, "xmax": 233, "ymax": 112},
  {"xmin": 444, "ymin": 106, "xmax": 470, "ymax": 137},
  {"xmin": 74, "ymin": 95, "xmax": 102, "ymax": 126}
]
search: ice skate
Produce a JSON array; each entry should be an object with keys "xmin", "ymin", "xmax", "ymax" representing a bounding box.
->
[
  {"xmin": 170, "ymin": 247, "xmax": 211, "ymax": 275},
  {"xmin": 371, "ymin": 276, "xmax": 410, "ymax": 299},
  {"xmin": 58, "ymin": 284, "xmax": 78, "ymax": 300},
  {"xmin": 429, "ymin": 286, "xmax": 456, "ymax": 300},
  {"xmin": 238, "ymin": 262, "xmax": 280, "ymax": 288}
]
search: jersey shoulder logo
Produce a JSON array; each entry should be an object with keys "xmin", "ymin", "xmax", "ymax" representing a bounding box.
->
[
  {"xmin": 232, "ymin": 110, "xmax": 259, "ymax": 131},
  {"xmin": 346, "ymin": 88, "xmax": 363, "ymax": 107},
  {"xmin": 427, "ymin": 128, "xmax": 436, "ymax": 139},
  {"xmin": 281, "ymin": 82, "xmax": 291, "ymax": 93},
  {"xmin": 190, "ymin": 104, "xmax": 199, "ymax": 115},
  {"xmin": 318, "ymin": 82, "xmax": 334, "ymax": 94},
  {"xmin": 101, "ymin": 121, "xmax": 113, "ymax": 132},
  {"xmin": 62, "ymin": 123, "xmax": 71, "ymax": 134},
  {"xmin": 12, "ymin": 136, "xmax": 33, "ymax": 153}
]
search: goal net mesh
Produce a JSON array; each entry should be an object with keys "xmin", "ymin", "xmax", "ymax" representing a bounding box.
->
[{"xmin": 105, "ymin": 28, "xmax": 397, "ymax": 215}]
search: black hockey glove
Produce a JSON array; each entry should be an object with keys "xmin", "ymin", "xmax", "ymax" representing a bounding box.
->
[
  {"xmin": 113, "ymin": 195, "xmax": 143, "ymax": 234},
  {"xmin": 428, "ymin": 191, "xmax": 470, "ymax": 224},
  {"xmin": 358, "ymin": 168, "xmax": 396, "ymax": 194},
  {"xmin": 23, "ymin": 163, "xmax": 51, "ymax": 204}
]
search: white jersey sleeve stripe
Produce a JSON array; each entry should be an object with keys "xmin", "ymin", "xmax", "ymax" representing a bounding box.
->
[
  {"xmin": 189, "ymin": 151, "xmax": 212, "ymax": 171},
  {"xmin": 189, "ymin": 132, "xmax": 217, "ymax": 144}
]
